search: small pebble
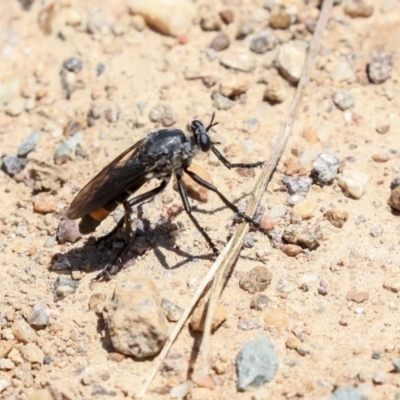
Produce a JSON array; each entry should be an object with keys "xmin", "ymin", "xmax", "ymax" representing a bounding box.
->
[
  {"xmin": 375, "ymin": 124, "xmax": 390, "ymax": 134},
  {"xmin": 220, "ymin": 49, "xmax": 256, "ymax": 72},
  {"xmin": 210, "ymin": 31, "xmax": 230, "ymax": 52},
  {"xmin": 370, "ymin": 225, "xmax": 383, "ymax": 237},
  {"xmin": 338, "ymin": 169, "xmax": 369, "ymax": 199},
  {"xmin": 286, "ymin": 336, "xmax": 301, "ymax": 350},
  {"xmin": 54, "ymin": 131, "xmax": 83, "ymax": 164},
  {"xmin": 293, "ymin": 199, "xmax": 315, "ymax": 219},
  {"xmin": 371, "ymin": 153, "xmax": 388, "ymax": 163},
  {"xmin": 57, "ymin": 219, "xmax": 81, "ymax": 244},
  {"xmin": 344, "ymin": 0, "xmax": 374, "ymax": 18},
  {"xmin": 250, "ymin": 294, "xmax": 269, "ymax": 311},
  {"xmin": 1, "ymin": 156, "xmax": 28, "ymax": 177},
  {"xmin": 296, "ymin": 345, "xmax": 310, "ymax": 356},
  {"xmin": 129, "ymin": 0, "xmax": 196, "ymax": 37},
  {"xmin": 161, "ymin": 299, "xmax": 183, "ymax": 322},
  {"xmin": 324, "ymin": 210, "xmax": 348, "ymax": 228},
  {"xmin": 236, "ymin": 336, "xmax": 279, "ymax": 390},
  {"xmin": 282, "ymin": 176, "xmax": 312, "ymax": 197},
  {"xmin": 236, "ymin": 20, "xmax": 253, "ymax": 39},
  {"xmin": 372, "ymin": 370, "xmax": 386, "ymax": 384},
  {"xmin": 269, "ymin": 204, "xmax": 287, "ymax": 219},
  {"xmin": 264, "ymin": 309, "xmax": 288, "ymax": 329},
  {"xmin": 212, "ymin": 92, "xmax": 234, "ymax": 110},
  {"xmin": 52, "ymin": 256, "xmax": 72, "ymax": 271},
  {"xmin": 391, "ymin": 178, "xmax": 400, "ymax": 190},
  {"xmin": 269, "ymin": 5, "xmax": 292, "ymax": 29},
  {"xmin": 250, "ymin": 30, "xmax": 277, "ymax": 54},
  {"xmin": 33, "ymin": 194, "xmax": 57, "ymax": 214},
  {"xmin": 367, "ymin": 51, "xmax": 393, "ymax": 84},
  {"xmin": 389, "ymin": 186, "xmax": 400, "ymax": 211},
  {"xmin": 27, "ymin": 301, "xmax": 50, "ymax": 329},
  {"xmin": 0, "ymin": 359, "xmax": 15, "ymax": 370},
  {"xmin": 63, "ymin": 57, "xmax": 83, "ymax": 73},
  {"xmin": 88, "ymin": 293, "xmax": 106, "ymax": 314},
  {"xmin": 0, "ymin": 341, "xmax": 14, "ymax": 358},
  {"xmin": 105, "ymin": 107, "xmax": 120, "ymax": 123},
  {"xmin": 17, "ymin": 130, "xmax": 40, "ymax": 157},
  {"xmin": 333, "ymin": 90, "xmax": 355, "ymax": 110},
  {"xmin": 11, "ymin": 319, "xmax": 38, "ymax": 343},
  {"xmin": 149, "ymin": 104, "xmax": 177, "ymax": 127},
  {"xmin": 54, "ymin": 276, "xmax": 79, "ymax": 300},
  {"xmin": 219, "ymin": 10, "xmax": 234, "ymax": 25},
  {"xmin": 20, "ymin": 342, "xmax": 44, "ymax": 364},
  {"xmin": 331, "ymin": 387, "xmax": 366, "ymax": 400},
  {"xmin": 66, "ymin": 8, "xmax": 82, "ymax": 26},
  {"xmin": 312, "ymin": 153, "xmax": 340, "ymax": 185},
  {"xmin": 382, "ymin": 277, "xmax": 400, "ymax": 293},
  {"xmin": 5, "ymin": 98, "xmax": 25, "ymax": 116},
  {"xmin": 239, "ymin": 266, "xmax": 273, "ymax": 294},
  {"xmin": 219, "ymin": 75, "xmax": 249, "ymax": 98},
  {"xmin": 280, "ymin": 244, "xmax": 302, "ymax": 257},
  {"xmin": 263, "ymin": 77, "xmax": 287, "ymax": 104},
  {"xmin": 392, "ymin": 358, "xmax": 400, "ymax": 372},
  {"xmin": 283, "ymin": 224, "xmax": 322, "ymax": 250},
  {"xmin": 346, "ymin": 289, "xmax": 369, "ymax": 303},
  {"xmin": 200, "ymin": 13, "xmax": 222, "ymax": 31},
  {"xmin": 276, "ymin": 41, "xmax": 307, "ymax": 83},
  {"xmin": 318, "ymin": 280, "xmax": 329, "ymax": 296},
  {"xmin": 190, "ymin": 302, "xmax": 227, "ymax": 332},
  {"xmin": 238, "ymin": 319, "xmax": 261, "ymax": 330},
  {"xmin": 326, "ymin": 58, "xmax": 356, "ymax": 82}
]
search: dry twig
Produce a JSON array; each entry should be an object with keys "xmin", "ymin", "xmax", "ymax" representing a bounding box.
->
[{"xmin": 138, "ymin": 0, "xmax": 334, "ymax": 397}]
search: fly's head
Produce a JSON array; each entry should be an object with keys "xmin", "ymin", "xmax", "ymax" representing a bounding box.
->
[{"xmin": 191, "ymin": 113, "xmax": 219, "ymax": 153}]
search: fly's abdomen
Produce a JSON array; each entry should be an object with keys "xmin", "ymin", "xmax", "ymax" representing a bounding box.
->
[{"xmin": 78, "ymin": 196, "xmax": 125, "ymax": 234}]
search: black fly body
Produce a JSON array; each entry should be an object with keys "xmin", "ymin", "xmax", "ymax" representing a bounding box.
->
[{"xmin": 68, "ymin": 114, "xmax": 269, "ymax": 280}]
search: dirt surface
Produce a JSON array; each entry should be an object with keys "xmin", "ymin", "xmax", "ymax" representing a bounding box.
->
[{"xmin": 1, "ymin": 0, "xmax": 400, "ymax": 399}]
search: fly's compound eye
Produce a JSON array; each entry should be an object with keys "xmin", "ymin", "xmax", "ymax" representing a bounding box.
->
[{"xmin": 199, "ymin": 132, "xmax": 211, "ymax": 152}]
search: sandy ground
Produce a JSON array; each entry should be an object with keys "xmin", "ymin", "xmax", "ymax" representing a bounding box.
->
[{"xmin": 1, "ymin": 0, "xmax": 400, "ymax": 399}]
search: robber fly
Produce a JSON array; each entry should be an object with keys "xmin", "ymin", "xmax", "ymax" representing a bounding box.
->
[{"xmin": 67, "ymin": 113, "xmax": 269, "ymax": 280}]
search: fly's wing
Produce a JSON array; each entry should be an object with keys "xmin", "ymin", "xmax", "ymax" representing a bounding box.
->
[{"xmin": 67, "ymin": 139, "xmax": 152, "ymax": 219}]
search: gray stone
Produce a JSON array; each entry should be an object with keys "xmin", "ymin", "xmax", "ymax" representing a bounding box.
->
[
  {"xmin": 250, "ymin": 30, "xmax": 277, "ymax": 54},
  {"xmin": 27, "ymin": 301, "xmax": 50, "ymax": 329},
  {"xmin": 282, "ymin": 176, "xmax": 312, "ymax": 196},
  {"xmin": 1, "ymin": 156, "xmax": 28, "ymax": 177},
  {"xmin": 367, "ymin": 51, "xmax": 393, "ymax": 84},
  {"xmin": 333, "ymin": 90, "xmax": 355, "ymax": 110},
  {"xmin": 17, "ymin": 131, "xmax": 40, "ymax": 157},
  {"xmin": 161, "ymin": 298, "xmax": 183, "ymax": 322},
  {"xmin": 54, "ymin": 131, "xmax": 83, "ymax": 164},
  {"xmin": 392, "ymin": 357, "xmax": 400, "ymax": 372},
  {"xmin": 63, "ymin": 57, "xmax": 83, "ymax": 73},
  {"xmin": 236, "ymin": 336, "xmax": 279, "ymax": 390},
  {"xmin": 212, "ymin": 92, "xmax": 234, "ymax": 110},
  {"xmin": 331, "ymin": 387, "xmax": 366, "ymax": 400},
  {"xmin": 312, "ymin": 153, "xmax": 340, "ymax": 185}
]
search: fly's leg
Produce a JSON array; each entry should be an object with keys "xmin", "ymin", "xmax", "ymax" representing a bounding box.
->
[
  {"xmin": 185, "ymin": 169, "xmax": 271, "ymax": 238},
  {"xmin": 211, "ymin": 145, "xmax": 264, "ymax": 169},
  {"xmin": 176, "ymin": 170, "xmax": 219, "ymax": 255},
  {"xmin": 93, "ymin": 178, "xmax": 170, "ymax": 281}
]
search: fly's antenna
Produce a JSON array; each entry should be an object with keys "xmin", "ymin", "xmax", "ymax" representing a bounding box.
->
[{"xmin": 206, "ymin": 112, "xmax": 219, "ymax": 132}]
